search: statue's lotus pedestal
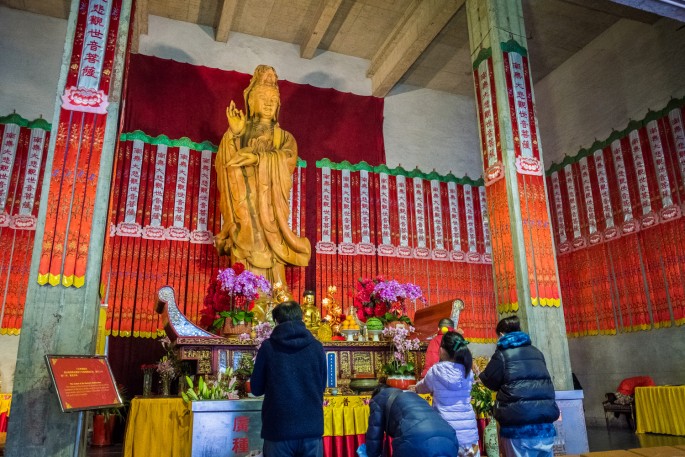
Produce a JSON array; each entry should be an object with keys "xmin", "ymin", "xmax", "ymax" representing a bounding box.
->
[{"xmin": 191, "ymin": 399, "xmax": 263, "ymax": 457}]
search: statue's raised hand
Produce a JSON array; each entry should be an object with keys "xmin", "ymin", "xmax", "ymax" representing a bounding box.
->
[{"xmin": 226, "ymin": 101, "xmax": 246, "ymax": 136}]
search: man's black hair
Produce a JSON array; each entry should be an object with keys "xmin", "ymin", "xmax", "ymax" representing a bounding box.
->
[
  {"xmin": 496, "ymin": 315, "xmax": 521, "ymax": 335},
  {"xmin": 272, "ymin": 301, "xmax": 303, "ymax": 324}
]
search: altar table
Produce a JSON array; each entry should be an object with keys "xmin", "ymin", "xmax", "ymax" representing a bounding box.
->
[
  {"xmin": 124, "ymin": 395, "xmax": 374, "ymax": 457},
  {"xmin": 635, "ymin": 386, "xmax": 685, "ymax": 436},
  {"xmin": 123, "ymin": 397, "xmax": 191, "ymax": 457}
]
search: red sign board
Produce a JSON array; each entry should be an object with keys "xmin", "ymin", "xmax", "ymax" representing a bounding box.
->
[{"xmin": 45, "ymin": 355, "xmax": 123, "ymax": 412}]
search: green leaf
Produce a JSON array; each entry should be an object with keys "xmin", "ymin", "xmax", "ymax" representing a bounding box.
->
[{"xmin": 213, "ymin": 316, "xmax": 226, "ymax": 330}]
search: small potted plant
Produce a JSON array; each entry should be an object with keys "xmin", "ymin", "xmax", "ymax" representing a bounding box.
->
[
  {"xmin": 381, "ymin": 325, "xmax": 421, "ymax": 390},
  {"xmin": 235, "ymin": 321, "xmax": 273, "ymax": 396},
  {"xmin": 235, "ymin": 355, "xmax": 255, "ymax": 396}
]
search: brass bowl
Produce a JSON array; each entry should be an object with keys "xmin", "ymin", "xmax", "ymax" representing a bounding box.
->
[{"xmin": 349, "ymin": 378, "xmax": 379, "ymax": 395}]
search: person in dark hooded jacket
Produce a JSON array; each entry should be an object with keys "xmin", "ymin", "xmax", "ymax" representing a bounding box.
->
[
  {"xmin": 479, "ymin": 315, "xmax": 560, "ymax": 457},
  {"xmin": 251, "ymin": 301, "xmax": 327, "ymax": 457},
  {"xmin": 364, "ymin": 384, "xmax": 459, "ymax": 457}
]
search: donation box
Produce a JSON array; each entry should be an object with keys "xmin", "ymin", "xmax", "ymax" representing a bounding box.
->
[{"xmin": 191, "ymin": 398, "xmax": 264, "ymax": 457}]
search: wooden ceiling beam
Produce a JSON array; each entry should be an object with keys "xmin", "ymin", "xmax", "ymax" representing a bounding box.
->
[
  {"xmin": 215, "ymin": 0, "xmax": 239, "ymax": 43},
  {"xmin": 300, "ymin": 0, "xmax": 343, "ymax": 59},
  {"xmin": 368, "ymin": 0, "xmax": 464, "ymax": 97}
]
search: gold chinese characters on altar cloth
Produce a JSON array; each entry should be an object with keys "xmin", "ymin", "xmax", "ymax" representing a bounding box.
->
[{"xmin": 214, "ymin": 65, "xmax": 311, "ymax": 286}]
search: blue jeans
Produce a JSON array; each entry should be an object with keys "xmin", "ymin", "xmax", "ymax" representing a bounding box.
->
[{"xmin": 263, "ymin": 438, "xmax": 323, "ymax": 457}]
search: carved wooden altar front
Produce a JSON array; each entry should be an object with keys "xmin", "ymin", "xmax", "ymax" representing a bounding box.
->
[{"xmin": 155, "ymin": 286, "xmax": 426, "ymax": 387}]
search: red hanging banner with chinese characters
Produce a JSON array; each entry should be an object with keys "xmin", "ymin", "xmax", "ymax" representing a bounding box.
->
[
  {"xmin": 502, "ymin": 41, "xmax": 560, "ymax": 311},
  {"xmin": 37, "ymin": 0, "xmax": 123, "ymax": 288},
  {"xmin": 547, "ymin": 98, "xmax": 685, "ymax": 335},
  {"xmin": 0, "ymin": 115, "xmax": 50, "ymax": 334}
]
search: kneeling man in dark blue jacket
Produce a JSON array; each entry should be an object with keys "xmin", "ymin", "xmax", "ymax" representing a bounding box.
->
[{"xmin": 365, "ymin": 384, "xmax": 459, "ymax": 457}]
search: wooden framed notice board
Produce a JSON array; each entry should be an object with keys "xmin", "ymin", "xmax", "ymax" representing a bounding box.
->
[{"xmin": 45, "ymin": 355, "xmax": 123, "ymax": 412}]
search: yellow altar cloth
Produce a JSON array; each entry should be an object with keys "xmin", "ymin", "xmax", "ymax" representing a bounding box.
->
[
  {"xmin": 123, "ymin": 397, "xmax": 191, "ymax": 457},
  {"xmin": 322, "ymin": 394, "xmax": 430, "ymax": 437},
  {"xmin": 123, "ymin": 394, "xmax": 430, "ymax": 456},
  {"xmin": 635, "ymin": 386, "xmax": 685, "ymax": 436},
  {"xmin": 0, "ymin": 393, "xmax": 11, "ymax": 445},
  {"xmin": 323, "ymin": 395, "xmax": 370, "ymax": 437}
]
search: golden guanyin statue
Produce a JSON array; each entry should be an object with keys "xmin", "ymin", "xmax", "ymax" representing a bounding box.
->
[
  {"xmin": 214, "ymin": 65, "xmax": 311, "ymax": 284},
  {"xmin": 301, "ymin": 290, "xmax": 321, "ymax": 332}
]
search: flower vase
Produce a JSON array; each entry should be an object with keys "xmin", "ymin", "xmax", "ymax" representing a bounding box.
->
[
  {"xmin": 160, "ymin": 376, "xmax": 171, "ymax": 396},
  {"xmin": 483, "ymin": 418, "xmax": 499, "ymax": 457},
  {"xmin": 91, "ymin": 413, "xmax": 116, "ymax": 446},
  {"xmin": 386, "ymin": 375, "xmax": 416, "ymax": 390},
  {"xmin": 476, "ymin": 417, "xmax": 489, "ymax": 455},
  {"xmin": 142, "ymin": 369, "xmax": 154, "ymax": 397}
]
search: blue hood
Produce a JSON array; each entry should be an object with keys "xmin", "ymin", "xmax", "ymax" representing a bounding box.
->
[{"xmin": 497, "ymin": 331, "xmax": 531, "ymax": 350}]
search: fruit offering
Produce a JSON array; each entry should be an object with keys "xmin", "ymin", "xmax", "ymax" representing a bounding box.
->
[
  {"xmin": 366, "ymin": 317, "xmax": 384, "ymax": 331},
  {"xmin": 340, "ymin": 314, "xmax": 359, "ymax": 331}
]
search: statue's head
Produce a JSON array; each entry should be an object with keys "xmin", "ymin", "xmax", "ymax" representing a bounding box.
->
[
  {"xmin": 244, "ymin": 65, "xmax": 281, "ymax": 121},
  {"xmin": 303, "ymin": 290, "xmax": 315, "ymax": 307}
]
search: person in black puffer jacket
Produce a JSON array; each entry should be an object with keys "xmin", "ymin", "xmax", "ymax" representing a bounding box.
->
[
  {"xmin": 364, "ymin": 384, "xmax": 459, "ymax": 457},
  {"xmin": 251, "ymin": 301, "xmax": 327, "ymax": 457},
  {"xmin": 479, "ymin": 315, "xmax": 560, "ymax": 457}
]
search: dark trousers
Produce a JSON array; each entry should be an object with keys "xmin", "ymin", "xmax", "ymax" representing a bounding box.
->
[{"xmin": 263, "ymin": 437, "xmax": 323, "ymax": 457}]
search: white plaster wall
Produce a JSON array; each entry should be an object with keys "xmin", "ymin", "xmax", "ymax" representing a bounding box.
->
[
  {"xmin": 0, "ymin": 7, "xmax": 67, "ymax": 120},
  {"xmin": 384, "ymin": 85, "xmax": 483, "ymax": 178},
  {"xmin": 535, "ymin": 18, "xmax": 685, "ymax": 166},
  {"xmin": 0, "ymin": 335, "xmax": 19, "ymax": 392},
  {"xmin": 568, "ymin": 327, "xmax": 685, "ymax": 426},
  {"xmin": 139, "ymin": 15, "xmax": 372, "ymax": 96}
]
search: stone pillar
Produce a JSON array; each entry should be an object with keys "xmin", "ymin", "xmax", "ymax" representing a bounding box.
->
[
  {"xmin": 466, "ymin": 0, "xmax": 572, "ymax": 390},
  {"xmin": 5, "ymin": 0, "xmax": 132, "ymax": 455}
]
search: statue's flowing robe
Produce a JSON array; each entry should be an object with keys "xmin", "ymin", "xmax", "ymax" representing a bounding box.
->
[{"xmin": 214, "ymin": 122, "xmax": 311, "ymax": 283}]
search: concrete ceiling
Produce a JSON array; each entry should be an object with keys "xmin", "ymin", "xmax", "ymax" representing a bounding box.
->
[{"xmin": 1, "ymin": 0, "xmax": 669, "ymax": 97}]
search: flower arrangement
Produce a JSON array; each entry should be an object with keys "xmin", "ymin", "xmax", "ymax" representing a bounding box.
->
[
  {"xmin": 181, "ymin": 369, "xmax": 239, "ymax": 402},
  {"xmin": 381, "ymin": 325, "xmax": 421, "ymax": 376},
  {"xmin": 199, "ymin": 263, "xmax": 271, "ymax": 333},
  {"xmin": 156, "ymin": 355, "xmax": 177, "ymax": 381},
  {"xmin": 237, "ymin": 320, "xmax": 274, "ymax": 372},
  {"xmin": 353, "ymin": 276, "xmax": 424, "ymax": 324},
  {"xmin": 238, "ymin": 321, "xmax": 274, "ymax": 352},
  {"xmin": 155, "ymin": 336, "xmax": 181, "ymax": 381}
]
